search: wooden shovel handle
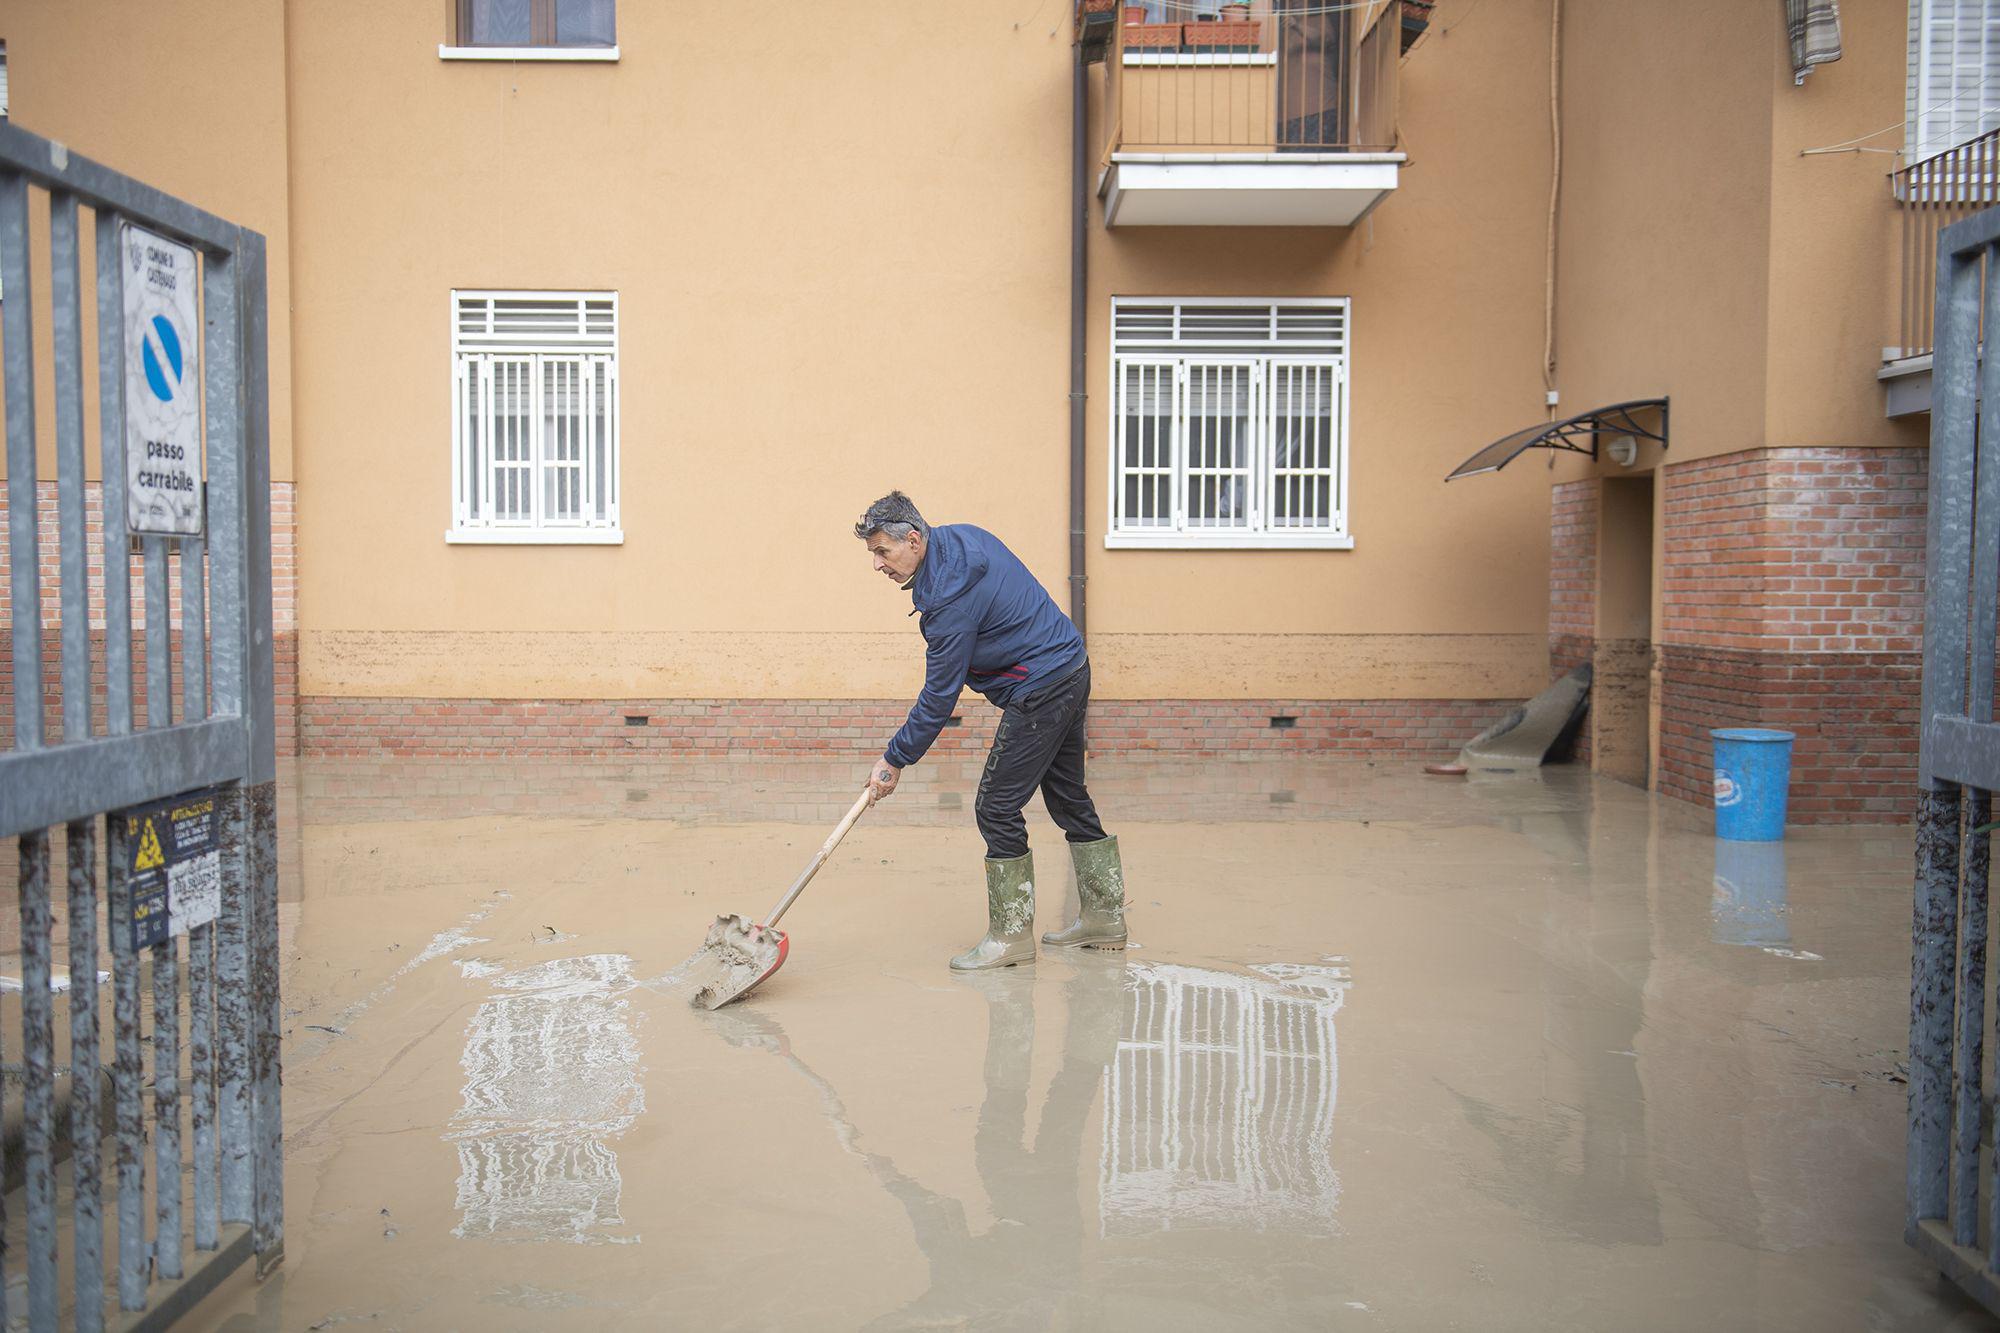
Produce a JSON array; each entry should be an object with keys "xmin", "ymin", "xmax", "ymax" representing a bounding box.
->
[{"xmin": 763, "ymin": 787, "xmax": 873, "ymax": 929}]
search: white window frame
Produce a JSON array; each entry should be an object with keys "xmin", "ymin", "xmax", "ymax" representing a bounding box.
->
[
  {"xmin": 448, "ymin": 289, "xmax": 622, "ymax": 545},
  {"xmin": 439, "ymin": 45, "xmax": 620, "ymax": 61},
  {"xmin": 1108, "ymin": 296, "xmax": 1352, "ymax": 550}
]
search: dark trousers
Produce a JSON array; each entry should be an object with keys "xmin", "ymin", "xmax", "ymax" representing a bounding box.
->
[{"xmin": 975, "ymin": 662, "xmax": 1108, "ymax": 861}]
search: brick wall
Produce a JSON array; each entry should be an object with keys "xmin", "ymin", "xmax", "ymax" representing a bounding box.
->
[
  {"xmin": 299, "ymin": 696, "xmax": 1512, "ymax": 759},
  {"xmin": 1550, "ymin": 478, "xmax": 1598, "ymax": 644},
  {"xmin": 0, "ymin": 481, "xmax": 299, "ymax": 757},
  {"xmin": 1549, "ymin": 478, "xmax": 1598, "ymax": 765},
  {"xmin": 1657, "ymin": 447, "xmax": 1925, "ymax": 823}
]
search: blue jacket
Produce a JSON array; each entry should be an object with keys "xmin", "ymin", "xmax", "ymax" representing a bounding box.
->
[{"xmin": 884, "ymin": 524, "xmax": 1087, "ymax": 768}]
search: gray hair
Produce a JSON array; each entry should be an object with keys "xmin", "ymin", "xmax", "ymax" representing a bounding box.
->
[{"xmin": 854, "ymin": 491, "xmax": 927, "ymax": 543}]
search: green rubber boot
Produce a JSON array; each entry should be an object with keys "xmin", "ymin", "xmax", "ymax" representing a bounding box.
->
[
  {"xmin": 1041, "ymin": 836, "xmax": 1128, "ymax": 950},
  {"xmin": 949, "ymin": 852, "xmax": 1038, "ymax": 971}
]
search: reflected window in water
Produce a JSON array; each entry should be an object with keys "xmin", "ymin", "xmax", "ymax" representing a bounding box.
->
[
  {"xmin": 1102, "ymin": 960, "xmax": 1350, "ymax": 1236},
  {"xmin": 448, "ymin": 954, "xmax": 644, "ymax": 1244}
]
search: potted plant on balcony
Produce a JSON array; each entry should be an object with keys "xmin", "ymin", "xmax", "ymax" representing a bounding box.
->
[
  {"xmin": 1125, "ymin": 17, "xmax": 1184, "ymax": 51},
  {"xmin": 1123, "ymin": 4, "xmax": 1149, "ymax": 23},
  {"xmin": 1191, "ymin": 6, "xmax": 1257, "ymax": 53}
]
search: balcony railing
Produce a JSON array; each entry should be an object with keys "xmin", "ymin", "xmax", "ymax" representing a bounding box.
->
[
  {"xmin": 1104, "ymin": 0, "xmax": 1401, "ymax": 159},
  {"xmin": 1892, "ymin": 126, "xmax": 2000, "ymax": 361}
]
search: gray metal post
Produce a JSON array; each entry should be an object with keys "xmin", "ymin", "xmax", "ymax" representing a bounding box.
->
[
  {"xmin": 153, "ymin": 930, "xmax": 183, "ymax": 1282},
  {"xmin": 1955, "ymin": 793, "xmax": 1988, "ymax": 1247},
  {"xmin": 237, "ymin": 230, "xmax": 285, "ymax": 1266},
  {"xmin": 94, "ymin": 204, "xmax": 151, "ymax": 1317},
  {"xmin": 18, "ymin": 842, "xmax": 57, "ymax": 1328},
  {"xmin": 51, "ymin": 186, "xmax": 107, "ymax": 1332},
  {"xmin": 1, "ymin": 165, "xmax": 40, "ymax": 1333},
  {"xmin": 97, "ymin": 207, "xmax": 134, "ymax": 740},
  {"xmin": 1911, "ymin": 234, "xmax": 1981, "ymax": 1232},
  {"xmin": 216, "ymin": 786, "xmax": 251, "ymax": 1224},
  {"xmin": 107, "ymin": 819, "xmax": 147, "ymax": 1313}
]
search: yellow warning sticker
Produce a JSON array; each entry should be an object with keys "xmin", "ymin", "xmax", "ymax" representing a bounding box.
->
[{"xmin": 134, "ymin": 818, "xmax": 166, "ymax": 871}]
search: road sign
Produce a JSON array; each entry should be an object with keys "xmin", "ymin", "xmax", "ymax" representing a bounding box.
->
[
  {"xmin": 122, "ymin": 222, "xmax": 203, "ymax": 536},
  {"xmin": 120, "ymin": 787, "xmax": 223, "ymax": 951}
]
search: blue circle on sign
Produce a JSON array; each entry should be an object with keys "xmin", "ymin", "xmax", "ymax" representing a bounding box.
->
[{"xmin": 142, "ymin": 315, "xmax": 183, "ymax": 404}]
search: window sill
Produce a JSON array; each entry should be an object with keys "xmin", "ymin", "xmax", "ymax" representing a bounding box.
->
[
  {"xmin": 438, "ymin": 45, "xmax": 620, "ymax": 62},
  {"xmin": 447, "ymin": 528, "xmax": 624, "ymax": 545},
  {"xmin": 1121, "ymin": 51, "xmax": 1277, "ymax": 67},
  {"xmin": 1105, "ymin": 532, "xmax": 1354, "ymax": 550}
]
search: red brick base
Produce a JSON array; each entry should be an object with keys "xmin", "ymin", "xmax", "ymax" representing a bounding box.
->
[
  {"xmin": 298, "ymin": 696, "xmax": 1516, "ymax": 759},
  {"xmin": 1651, "ymin": 446, "xmax": 1926, "ymax": 825},
  {"xmin": 0, "ymin": 480, "xmax": 299, "ymax": 758},
  {"xmin": 1656, "ymin": 645, "xmax": 1918, "ymax": 823}
]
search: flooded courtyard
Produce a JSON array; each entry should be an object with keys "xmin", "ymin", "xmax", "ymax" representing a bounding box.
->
[{"xmin": 148, "ymin": 754, "xmax": 1992, "ymax": 1330}]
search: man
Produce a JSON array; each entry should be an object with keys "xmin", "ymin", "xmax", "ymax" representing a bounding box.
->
[{"xmin": 856, "ymin": 491, "xmax": 1127, "ymax": 971}]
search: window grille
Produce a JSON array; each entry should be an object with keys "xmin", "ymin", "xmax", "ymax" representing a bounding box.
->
[
  {"xmin": 1908, "ymin": 0, "xmax": 2000, "ymax": 162},
  {"xmin": 1110, "ymin": 298, "xmax": 1349, "ymax": 548},
  {"xmin": 451, "ymin": 291, "xmax": 619, "ymax": 541}
]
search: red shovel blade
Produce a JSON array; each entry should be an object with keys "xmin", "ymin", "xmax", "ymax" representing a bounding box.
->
[{"xmin": 688, "ymin": 913, "xmax": 791, "ymax": 1011}]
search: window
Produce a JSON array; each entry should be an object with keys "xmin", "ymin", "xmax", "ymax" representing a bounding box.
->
[
  {"xmin": 1109, "ymin": 298, "xmax": 1350, "ymax": 549},
  {"xmin": 450, "ymin": 292, "xmax": 620, "ymax": 544},
  {"xmin": 1907, "ymin": 0, "xmax": 2000, "ymax": 162},
  {"xmin": 445, "ymin": 0, "xmax": 616, "ymax": 59}
]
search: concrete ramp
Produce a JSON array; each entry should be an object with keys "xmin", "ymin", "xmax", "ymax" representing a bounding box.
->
[{"xmin": 1457, "ymin": 664, "xmax": 1592, "ymax": 772}]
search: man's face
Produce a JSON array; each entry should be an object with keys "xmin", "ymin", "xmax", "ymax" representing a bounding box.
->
[{"xmin": 865, "ymin": 528, "xmax": 924, "ymax": 585}]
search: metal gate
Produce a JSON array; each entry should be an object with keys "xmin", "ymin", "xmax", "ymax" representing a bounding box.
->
[
  {"xmin": 0, "ymin": 122, "xmax": 281, "ymax": 1328},
  {"xmin": 1910, "ymin": 203, "xmax": 2000, "ymax": 1313}
]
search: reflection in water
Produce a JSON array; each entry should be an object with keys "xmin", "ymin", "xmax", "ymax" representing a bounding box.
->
[
  {"xmin": 707, "ymin": 955, "xmax": 1351, "ymax": 1328},
  {"xmin": 714, "ymin": 963, "xmax": 1124, "ymax": 1330},
  {"xmin": 1711, "ymin": 839, "xmax": 1789, "ymax": 948},
  {"xmin": 1102, "ymin": 960, "xmax": 1349, "ymax": 1237},
  {"xmin": 448, "ymin": 954, "xmax": 644, "ymax": 1244}
]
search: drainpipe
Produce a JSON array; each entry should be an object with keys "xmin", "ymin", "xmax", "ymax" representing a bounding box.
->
[{"xmin": 1068, "ymin": 38, "xmax": 1090, "ymax": 635}]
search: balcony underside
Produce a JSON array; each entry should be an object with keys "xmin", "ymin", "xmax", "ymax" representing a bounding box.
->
[
  {"xmin": 1099, "ymin": 153, "xmax": 1403, "ymax": 227},
  {"xmin": 1878, "ymin": 354, "xmax": 1933, "ymax": 418}
]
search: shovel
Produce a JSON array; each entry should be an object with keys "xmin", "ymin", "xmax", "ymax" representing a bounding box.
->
[{"xmin": 687, "ymin": 788, "xmax": 874, "ymax": 1011}]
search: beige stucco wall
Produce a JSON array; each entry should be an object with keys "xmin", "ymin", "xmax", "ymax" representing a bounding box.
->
[
  {"xmin": 282, "ymin": 0, "xmax": 1560, "ymax": 701},
  {"xmin": 1761, "ymin": 0, "xmax": 1923, "ymax": 450},
  {"xmin": 0, "ymin": 0, "xmax": 296, "ymax": 482},
  {"xmin": 6, "ymin": 0, "xmax": 1918, "ymax": 708},
  {"xmin": 1080, "ymin": 0, "xmax": 1559, "ymax": 699},
  {"xmin": 1550, "ymin": 0, "xmax": 1917, "ymax": 485},
  {"xmin": 1551, "ymin": 0, "xmax": 1775, "ymax": 470}
]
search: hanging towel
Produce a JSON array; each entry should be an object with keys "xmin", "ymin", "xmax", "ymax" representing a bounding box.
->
[{"xmin": 1784, "ymin": 0, "xmax": 1842, "ymax": 85}]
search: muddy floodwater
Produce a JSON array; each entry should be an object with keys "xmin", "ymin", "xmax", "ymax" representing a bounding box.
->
[{"xmin": 143, "ymin": 754, "xmax": 1993, "ymax": 1330}]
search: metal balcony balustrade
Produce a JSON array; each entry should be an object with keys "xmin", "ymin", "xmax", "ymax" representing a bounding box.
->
[
  {"xmin": 1893, "ymin": 126, "xmax": 2000, "ymax": 363},
  {"xmin": 1102, "ymin": 0, "xmax": 1400, "ymax": 158}
]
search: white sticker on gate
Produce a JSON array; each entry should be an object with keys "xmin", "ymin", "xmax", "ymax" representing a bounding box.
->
[{"xmin": 123, "ymin": 223, "xmax": 203, "ymax": 537}]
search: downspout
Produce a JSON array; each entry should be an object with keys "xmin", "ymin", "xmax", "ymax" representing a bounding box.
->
[
  {"xmin": 1068, "ymin": 38, "xmax": 1089, "ymax": 635},
  {"xmin": 1543, "ymin": 0, "xmax": 1562, "ymax": 413}
]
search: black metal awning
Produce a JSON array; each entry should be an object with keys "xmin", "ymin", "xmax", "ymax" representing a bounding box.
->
[{"xmin": 1444, "ymin": 399, "xmax": 1670, "ymax": 482}]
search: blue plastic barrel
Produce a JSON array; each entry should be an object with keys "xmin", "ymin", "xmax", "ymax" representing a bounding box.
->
[{"xmin": 1711, "ymin": 728, "xmax": 1795, "ymax": 842}]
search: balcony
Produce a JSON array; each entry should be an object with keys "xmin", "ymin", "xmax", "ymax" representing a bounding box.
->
[
  {"xmin": 1882, "ymin": 127, "xmax": 2000, "ymax": 417},
  {"xmin": 1095, "ymin": 1, "xmax": 1405, "ymax": 228}
]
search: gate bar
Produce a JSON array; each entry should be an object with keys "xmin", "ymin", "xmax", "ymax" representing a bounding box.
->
[
  {"xmin": 98, "ymin": 205, "xmax": 134, "ymax": 740},
  {"xmin": 0, "ymin": 718, "xmax": 248, "ymax": 838},
  {"xmin": 0, "ymin": 123, "xmax": 239, "ymax": 254},
  {"xmin": 52, "ymin": 185, "xmax": 109, "ymax": 1331},
  {"xmin": 1, "ymin": 158, "xmax": 40, "ymax": 1333},
  {"xmin": 91, "ymin": 195, "xmax": 151, "ymax": 1318},
  {"xmin": 107, "ymin": 818, "xmax": 146, "ymax": 1313}
]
